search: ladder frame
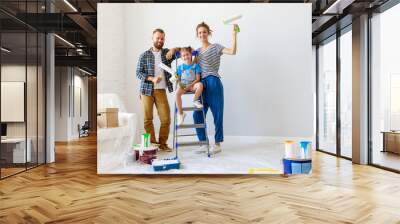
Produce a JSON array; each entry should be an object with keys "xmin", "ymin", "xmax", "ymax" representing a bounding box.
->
[{"xmin": 172, "ymin": 52, "xmax": 210, "ymax": 158}]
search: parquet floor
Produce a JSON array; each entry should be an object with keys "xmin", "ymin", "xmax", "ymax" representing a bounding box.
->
[
  {"xmin": 1, "ymin": 167, "xmax": 26, "ymax": 178},
  {"xmin": 1, "ymin": 135, "xmax": 400, "ymax": 223}
]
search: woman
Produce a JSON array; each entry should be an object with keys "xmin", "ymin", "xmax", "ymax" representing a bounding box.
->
[{"xmin": 193, "ymin": 22, "xmax": 238, "ymax": 155}]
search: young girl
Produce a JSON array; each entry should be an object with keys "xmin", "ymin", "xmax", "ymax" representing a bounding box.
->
[{"xmin": 176, "ymin": 47, "xmax": 204, "ymax": 125}]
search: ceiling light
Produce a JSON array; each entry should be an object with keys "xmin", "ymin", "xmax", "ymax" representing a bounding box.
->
[
  {"xmin": 323, "ymin": 0, "xmax": 343, "ymax": 14},
  {"xmin": 54, "ymin": 34, "xmax": 75, "ymax": 48},
  {"xmin": 1, "ymin": 47, "xmax": 11, "ymax": 53},
  {"xmin": 63, "ymin": 0, "xmax": 78, "ymax": 12},
  {"xmin": 323, "ymin": 0, "xmax": 354, "ymax": 15},
  {"xmin": 78, "ymin": 67, "xmax": 93, "ymax": 76}
]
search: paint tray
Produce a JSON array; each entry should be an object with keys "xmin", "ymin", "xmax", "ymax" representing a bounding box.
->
[{"xmin": 152, "ymin": 158, "xmax": 181, "ymax": 171}]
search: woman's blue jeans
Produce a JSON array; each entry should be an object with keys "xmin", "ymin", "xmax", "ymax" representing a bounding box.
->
[{"xmin": 193, "ymin": 75, "xmax": 224, "ymax": 143}]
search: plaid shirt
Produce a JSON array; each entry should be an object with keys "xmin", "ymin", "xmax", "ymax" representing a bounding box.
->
[{"xmin": 136, "ymin": 48, "xmax": 175, "ymax": 96}]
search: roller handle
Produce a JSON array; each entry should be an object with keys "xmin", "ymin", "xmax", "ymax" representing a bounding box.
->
[{"xmin": 234, "ymin": 25, "xmax": 240, "ymax": 33}]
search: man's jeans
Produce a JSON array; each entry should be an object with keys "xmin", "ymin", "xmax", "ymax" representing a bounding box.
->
[{"xmin": 141, "ymin": 89, "xmax": 171, "ymax": 145}]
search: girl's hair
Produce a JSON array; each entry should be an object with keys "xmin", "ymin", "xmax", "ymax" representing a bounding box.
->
[
  {"xmin": 180, "ymin": 46, "xmax": 198, "ymax": 63},
  {"xmin": 196, "ymin": 22, "xmax": 212, "ymax": 36},
  {"xmin": 180, "ymin": 46, "xmax": 193, "ymax": 53}
]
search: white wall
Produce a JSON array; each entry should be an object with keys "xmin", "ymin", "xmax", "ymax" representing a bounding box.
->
[
  {"xmin": 98, "ymin": 3, "xmax": 313, "ymax": 138},
  {"xmin": 1, "ymin": 65, "xmax": 38, "ymax": 138},
  {"xmin": 1, "ymin": 64, "xmax": 46, "ymax": 164},
  {"xmin": 97, "ymin": 4, "xmax": 127, "ymax": 109},
  {"xmin": 55, "ymin": 67, "xmax": 68, "ymax": 141},
  {"xmin": 72, "ymin": 73, "xmax": 89, "ymax": 137},
  {"xmin": 55, "ymin": 67, "xmax": 89, "ymax": 141}
]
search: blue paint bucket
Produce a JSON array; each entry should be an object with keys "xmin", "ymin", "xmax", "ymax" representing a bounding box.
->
[
  {"xmin": 299, "ymin": 141, "xmax": 312, "ymax": 159},
  {"xmin": 283, "ymin": 158, "xmax": 312, "ymax": 175}
]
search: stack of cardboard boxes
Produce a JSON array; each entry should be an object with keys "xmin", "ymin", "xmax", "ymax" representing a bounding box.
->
[{"xmin": 98, "ymin": 108, "xmax": 119, "ymax": 128}]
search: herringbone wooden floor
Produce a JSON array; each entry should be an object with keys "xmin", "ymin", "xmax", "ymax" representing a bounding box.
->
[{"xmin": 1, "ymin": 135, "xmax": 400, "ymax": 224}]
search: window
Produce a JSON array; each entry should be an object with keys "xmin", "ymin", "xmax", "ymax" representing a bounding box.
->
[
  {"xmin": 318, "ymin": 36, "xmax": 337, "ymax": 154},
  {"xmin": 339, "ymin": 29, "xmax": 352, "ymax": 158},
  {"xmin": 370, "ymin": 3, "xmax": 400, "ymax": 171}
]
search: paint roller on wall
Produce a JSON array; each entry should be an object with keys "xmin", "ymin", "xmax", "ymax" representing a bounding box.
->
[{"xmin": 223, "ymin": 14, "xmax": 242, "ymax": 32}]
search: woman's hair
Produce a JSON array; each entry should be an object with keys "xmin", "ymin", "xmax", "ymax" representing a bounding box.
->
[{"xmin": 196, "ymin": 22, "xmax": 212, "ymax": 36}]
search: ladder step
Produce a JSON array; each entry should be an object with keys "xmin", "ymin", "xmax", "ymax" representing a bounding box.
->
[
  {"xmin": 183, "ymin": 107, "xmax": 202, "ymax": 111},
  {"xmin": 177, "ymin": 124, "xmax": 206, "ymax": 129},
  {"xmin": 177, "ymin": 134, "xmax": 198, "ymax": 137},
  {"xmin": 177, "ymin": 141, "xmax": 208, "ymax": 147}
]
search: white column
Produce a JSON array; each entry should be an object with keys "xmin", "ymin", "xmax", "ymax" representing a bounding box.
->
[{"xmin": 46, "ymin": 33, "xmax": 55, "ymax": 163}]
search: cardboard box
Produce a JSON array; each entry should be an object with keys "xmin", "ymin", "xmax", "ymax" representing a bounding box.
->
[
  {"xmin": 384, "ymin": 132, "xmax": 400, "ymax": 154},
  {"xmin": 98, "ymin": 108, "xmax": 119, "ymax": 128}
]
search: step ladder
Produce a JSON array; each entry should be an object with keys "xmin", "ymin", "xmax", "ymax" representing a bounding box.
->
[{"xmin": 173, "ymin": 92, "xmax": 210, "ymax": 158}]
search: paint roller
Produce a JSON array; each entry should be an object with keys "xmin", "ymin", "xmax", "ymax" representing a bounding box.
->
[
  {"xmin": 223, "ymin": 14, "xmax": 242, "ymax": 32},
  {"xmin": 158, "ymin": 62, "xmax": 178, "ymax": 83}
]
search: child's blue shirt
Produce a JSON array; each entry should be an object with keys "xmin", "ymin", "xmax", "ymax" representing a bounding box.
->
[{"xmin": 177, "ymin": 63, "xmax": 201, "ymax": 86}]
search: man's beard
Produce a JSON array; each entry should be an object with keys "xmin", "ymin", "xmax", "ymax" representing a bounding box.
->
[{"xmin": 153, "ymin": 42, "xmax": 164, "ymax": 49}]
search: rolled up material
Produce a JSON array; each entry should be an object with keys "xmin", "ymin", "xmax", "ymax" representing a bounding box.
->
[
  {"xmin": 158, "ymin": 62, "xmax": 175, "ymax": 75},
  {"xmin": 159, "ymin": 62, "xmax": 178, "ymax": 83}
]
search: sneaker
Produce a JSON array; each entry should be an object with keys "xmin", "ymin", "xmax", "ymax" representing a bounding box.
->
[
  {"xmin": 210, "ymin": 144, "xmax": 222, "ymax": 155},
  {"xmin": 195, "ymin": 145, "xmax": 208, "ymax": 154},
  {"xmin": 159, "ymin": 144, "xmax": 173, "ymax": 152},
  {"xmin": 177, "ymin": 112, "xmax": 186, "ymax": 125},
  {"xmin": 193, "ymin": 100, "xmax": 203, "ymax": 109}
]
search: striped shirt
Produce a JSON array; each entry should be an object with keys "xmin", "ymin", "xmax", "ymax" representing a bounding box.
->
[{"xmin": 197, "ymin": 43, "xmax": 225, "ymax": 78}]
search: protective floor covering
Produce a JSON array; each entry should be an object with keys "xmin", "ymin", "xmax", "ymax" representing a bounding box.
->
[{"xmin": 105, "ymin": 136, "xmax": 290, "ymax": 174}]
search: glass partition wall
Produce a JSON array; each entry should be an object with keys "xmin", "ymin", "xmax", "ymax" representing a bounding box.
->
[
  {"xmin": 0, "ymin": 31, "xmax": 28, "ymax": 177},
  {"xmin": 0, "ymin": 2, "xmax": 46, "ymax": 179}
]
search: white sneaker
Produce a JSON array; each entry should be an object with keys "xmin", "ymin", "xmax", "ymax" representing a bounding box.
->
[
  {"xmin": 210, "ymin": 144, "xmax": 222, "ymax": 155},
  {"xmin": 177, "ymin": 112, "xmax": 186, "ymax": 125},
  {"xmin": 195, "ymin": 145, "xmax": 208, "ymax": 154},
  {"xmin": 193, "ymin": 100, "xmax": 203, "ymax": 109}
]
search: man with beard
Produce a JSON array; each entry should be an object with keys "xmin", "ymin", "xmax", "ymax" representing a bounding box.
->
[{"xmin": 136, "ymin": 28, "xmax": 178, "ymax": 152}]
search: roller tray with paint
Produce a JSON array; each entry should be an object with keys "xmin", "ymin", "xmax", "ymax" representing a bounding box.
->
[{"xmin": 133, "ymin": 144, "xmax": 158, "ymax": 165}]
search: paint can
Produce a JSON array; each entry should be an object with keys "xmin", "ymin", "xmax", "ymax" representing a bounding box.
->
[
  {"xmin": 141, "ymin": 133, "xmax": 150, "ymax": 148},
  {"xmin": 284, "ymin": 140, "xmax": 295, "ymax": 158},
  {"xmin": 299, "ymin": 141, "xmax": 312, "ymax": 159}
]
